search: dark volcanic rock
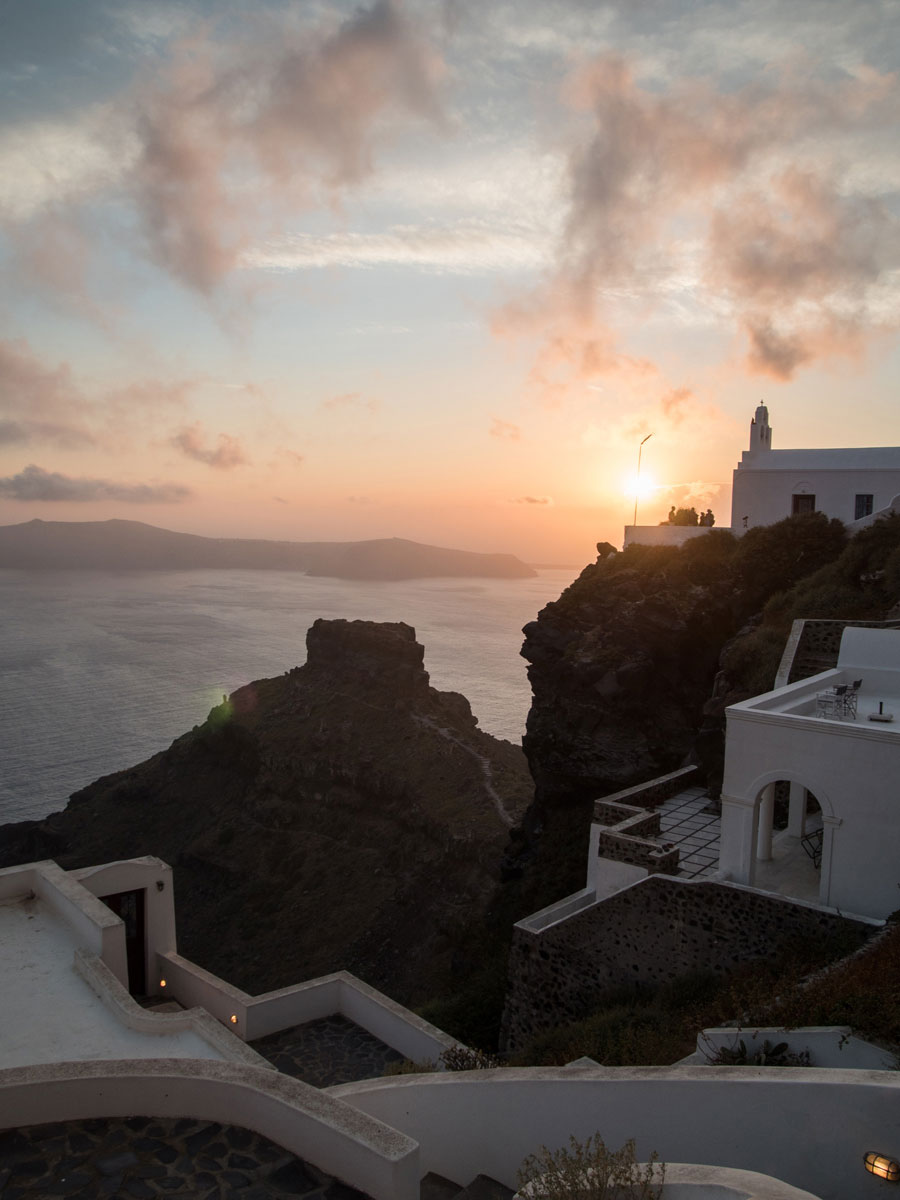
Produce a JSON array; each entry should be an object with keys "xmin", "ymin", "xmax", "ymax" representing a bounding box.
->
[
  {"xmin": 520, "ymin": 550, "xmax": 738, "ymax": 808},
  {"xmin": 0, "ymin": 620, "xmax": 532, "ymax": 1006}
]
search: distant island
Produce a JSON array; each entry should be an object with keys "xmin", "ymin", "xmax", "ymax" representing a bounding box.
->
[{"xmin": 0, "ymin": 519, "xmax": 536, "ymax": 581}]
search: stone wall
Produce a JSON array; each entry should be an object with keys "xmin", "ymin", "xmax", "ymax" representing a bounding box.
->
[
  {"xmin": 592, "ymin": 802, "xmax": 679, "ymax": 873},
  {"xmin": 595, "ymin": 765, "xmax": 699, "ymax": 810},
  {"xmin": 777, "ymin": 618, "xmax": 900, "ymax": 686},
  {"xmin": 500, "ymin": 874, "xmax": 871, "ymax": 1052}
]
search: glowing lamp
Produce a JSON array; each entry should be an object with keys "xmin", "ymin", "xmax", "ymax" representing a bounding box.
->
[
  {"xmin": 159, "ymin": 979, "xmax": 166, "ymax": 988},
  {"xmin": 230, "ymin": 1014, "xmax": 238, "ymax": 1025},
  {"xmin": 865, "ymin": 1152, "xmax": 900, "ymax": 1181}
]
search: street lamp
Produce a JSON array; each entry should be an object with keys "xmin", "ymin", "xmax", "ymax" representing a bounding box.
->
[{"xmin": 633, "ymin": 433, "xmax": 653, "ymax": 527}]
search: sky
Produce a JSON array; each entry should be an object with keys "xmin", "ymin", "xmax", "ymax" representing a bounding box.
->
[{"xmin": 1, "ymin": 0, "xmax": 899, "ymax": 563}]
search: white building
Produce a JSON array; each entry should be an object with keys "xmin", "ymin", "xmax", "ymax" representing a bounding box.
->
[
  {"xmin": 1, "ymin": 852, "xmax": 894, "ymax": 1199},
  {"xmin": 719, "ymin": 625, "xmax": 900, "ymax": 920},
  {"xmin": 731, "ymin": 404, "xmax": 900, "ymax": 533}
]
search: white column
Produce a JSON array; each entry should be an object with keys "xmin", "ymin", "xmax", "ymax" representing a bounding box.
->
[
  {"xmin": 787, "ymin": 782, "xmax": 808, "ymax": 839},
  {"xmin": 718, "ymin": 795, "xmax": 757, "ymax": 884},
  {"xmin": 756, "ymin": 784, "xmax": 775, "ymax": 861},
  {"xmin": 818, "ymin": 815, "xmax": 842, "ymax": 908},
  {"xmin": 586, "ymin": 823, "xmax": 601, "ymax": 894}
]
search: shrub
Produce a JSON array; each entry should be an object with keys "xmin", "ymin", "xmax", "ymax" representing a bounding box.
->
[
  {"xmin": 439, "ymin": 1045, "xmax": 502, "ymax": 1070},
  {"xmin": 734, "ymin": 512, "xmax": 847, "ymax": 608},
  {"xmin": 383, "ymin": 1045, "xmax": 502, "ymax": 1076},
  {"xmin": 517, "ymin": 1134, "xmax": 664, "ymax": 1199},
  {"xmin": 705, "ymin": 1036, "xmax": 811, "ymax": 1067}
]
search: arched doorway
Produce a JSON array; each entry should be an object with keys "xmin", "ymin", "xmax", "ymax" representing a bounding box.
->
[{"xmin": 750, "ymin": 779, "xmax": 825, "ymax": 904}]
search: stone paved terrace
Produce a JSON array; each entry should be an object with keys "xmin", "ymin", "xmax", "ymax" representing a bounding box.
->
[
  {"xmin": 657, "ymin": 785, "xmax": 721, "ymax": 878},
  {"xmin": 656, "ymin": 785, "xmax": 821, "ymax": 903},
  {"xmin": 0, "ymin": 1115, "xmax": 371, "ymax": 1199},
  {"xmin": 251, "ymin": 1014, "xmax": 404, "ymax": 1087}
]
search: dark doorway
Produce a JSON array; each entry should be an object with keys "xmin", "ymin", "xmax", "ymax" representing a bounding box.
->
[
  {"xmin": 792, "ymin": 494, "xmax": 816, "ymax": 515},
  {"xmin": 101, "ymin": 889, "xmax": 147, "ymax": 996}
]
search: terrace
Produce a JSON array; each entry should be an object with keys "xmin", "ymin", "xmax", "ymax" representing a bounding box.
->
[{"xmin": 720, "ymin": 626, "xmax": 900, "ymax": 919}]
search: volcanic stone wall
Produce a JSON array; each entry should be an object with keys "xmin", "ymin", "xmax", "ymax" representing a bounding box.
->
[
  {"xmin": 784, "ymin": 618, "xmax": 900, "ymax": 684},
  {"xmin": 500, "ymin": 874, "xmax": 870, "ymax": 1052},
  {"xmin": 593, "ymin": 804, "xmax": 679, "ymax": 874}
]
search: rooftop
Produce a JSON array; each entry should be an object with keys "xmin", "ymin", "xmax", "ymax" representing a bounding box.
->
[
  {"xmin": 0, "ymin": 893, "xmax": 228, "ymax": 1070},
  {"xmin": 729, "ymin": 627, "xmax": 900, "ymax": 733}
]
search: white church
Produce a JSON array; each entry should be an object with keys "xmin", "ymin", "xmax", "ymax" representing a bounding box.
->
[
  {"xmin": 624, "ymin": 404, "xmax": 900, "ymax": 547},
  {"xmin": 731, "ymin": 404, "xmax": 900, "ymax": 533}
]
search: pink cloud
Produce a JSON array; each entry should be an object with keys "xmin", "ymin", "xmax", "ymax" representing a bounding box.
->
[
  {"xmin": 0, "ymin": 463, "xmax": 190, "ymax": 503},
  {"xmin": 169, "ymin": 422, "xmax": 248, "ymax": 469},
  {"xmin": 490, "ymin": 418, "xmax": 521, "ymax": 440},
  {"xmin": 496, "ymin": 54, "xmax": 900, "ymax": 390},
  {"xmin": 130, "ymin": 0, "xmax": 446, "ymax": 292}
]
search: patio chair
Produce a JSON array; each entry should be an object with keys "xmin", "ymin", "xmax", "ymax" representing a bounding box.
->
[
  {"xmin": 801, "ymin": 827, "xmax": 823, "ymax": 869},
  {"xmin": 816, "ymin": 684, "xmax": 847, "ymax": 718}
]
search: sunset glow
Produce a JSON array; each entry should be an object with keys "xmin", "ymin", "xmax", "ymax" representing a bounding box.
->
[
  {"xmin": 1, "ymin": 1, "xmax": 899, "ymax": 562},
  {"xmin": 623, "ymin": 474, "xmax": 658, "ymax": 503}
]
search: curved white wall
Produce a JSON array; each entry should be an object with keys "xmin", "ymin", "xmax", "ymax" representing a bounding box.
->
[
  {"xmin": 0, "ymin": 1058, "xmax": 420, "ymax": 1200},
  {"xmin": 330, "ymin": 1066, "xmax": 899, "ymax": 1200}
]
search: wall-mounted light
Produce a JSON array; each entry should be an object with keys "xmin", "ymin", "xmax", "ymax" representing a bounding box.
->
[
  {"xmin": 156, "ymin": 880, "xmax": 165, "ymax": 892},
  {"xmin": 159, "ymin": 979, "xmax": 166, "ymax": 989},
  {"xmin": 230, "ymin": 1014, "xmax": 238, "ymax": 1025},
  {"xmin": 865, "ymin": 1152, "xmax": 900, "ymax": 1181}
]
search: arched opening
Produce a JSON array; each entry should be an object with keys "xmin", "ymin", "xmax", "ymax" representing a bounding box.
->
[{"xmin": 749, "ymin": 779, "xmax": 825, "ymax": 904}]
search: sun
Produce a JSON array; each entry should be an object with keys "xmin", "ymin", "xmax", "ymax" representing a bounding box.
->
[{"xmin": 623, "ymin": 472, "xmax": 657, "ymax": 500}]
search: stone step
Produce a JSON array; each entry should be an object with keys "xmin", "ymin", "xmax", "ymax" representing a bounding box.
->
[
  {"xmin": 420, "ymin": 1171, "xmax": 515, "ymax": 1200},
  {"xmin": 457, "ymin": 1174, "xmax": 516, "ymax": 1200},
  {"xmin": 421, "ymin": 1172, "xmax": 464, "ymax": 1200}
]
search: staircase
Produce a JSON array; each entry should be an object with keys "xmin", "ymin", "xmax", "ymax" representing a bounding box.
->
[{"xmin": 421, "ymin": 1171, "xmax": 515, "ymax": 1200}]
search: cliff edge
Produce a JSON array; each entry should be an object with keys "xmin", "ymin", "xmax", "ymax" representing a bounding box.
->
[{"xmin": 0, "ymin": 619, "xmax": 533, "ymax": 1005}]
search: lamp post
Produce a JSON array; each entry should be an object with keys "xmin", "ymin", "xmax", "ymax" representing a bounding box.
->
[{"xmin": 633, "ymin": 433, "xmax": 653, "ymax": 527}]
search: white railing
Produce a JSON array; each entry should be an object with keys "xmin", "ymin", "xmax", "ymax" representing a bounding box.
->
[{"xmin": 157, "ymin": 953, "xmax": 457, "ymax": 1061}]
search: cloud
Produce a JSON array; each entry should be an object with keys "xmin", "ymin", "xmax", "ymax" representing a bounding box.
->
[
  {"xmin": 0, "ymin": 419, "xmax": 95, "ymax": 449},
  {"xmin": 0, "ymin": 104, "xmax": 135, "ymax": 222},
  {"xmin": 276, "ymin": 448, "xmax": 305, "ymax": 467},
  {"xmin": 510, "ymin": 495, "xmax": 553, "ymax": 505},
  {"xmin": 490, "ymin": 418, "xmax": 521, "ymax": 440},
  {"xmin": 127, "ymin": 0, "xmax": 446, "ymax": 291},
  {"xmin": 0, "ymin": 337, "xmax": 102, "ymax": 447},
  {"xmin": 244, "ymin": 221, "xmax": 547, "ymax": 275},
  {"xmin": 323, "ymin": 391, "xmax": 360, "ymax": 409},
  {"xmin": 496, "ymin": 53, "xmax": 900, "ymax": 389},
  {"xmin": 659, "ymin": 387, "xmax": 694, "ymax": 425},
  {"xmin": 321, "ymin": 391, "xmax": 378, "ymax": 415},
  {"xmin": 679, "ymin": 480, "xmax": 723, "ymax": 509},
  {"xmin": 170, "ymin": 422, "xmax": 248, "ymax": 469},
  {"xmin": 0, "ymin": 338, "xmax": 83, "ymax": 419},
  {"xmin": 0, "ymin": 464, "xmax": 190, "ymax": 503},
  {"xmin": 0, "ymin": 338, "xmax": 199, "ymax": 452},
  {"xmin": 707, "ymin": 166, "xmax": 899, "ymax": 378}
]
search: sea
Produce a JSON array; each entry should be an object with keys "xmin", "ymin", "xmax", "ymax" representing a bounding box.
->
[{"xmin": 0, "ymin": 567, "xmax": 574, "ymax": 825}]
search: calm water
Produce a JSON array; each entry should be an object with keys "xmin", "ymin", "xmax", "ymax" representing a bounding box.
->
[{"xmin": 0, "ymin": 568, "xmax": 572, "ymax": 823}]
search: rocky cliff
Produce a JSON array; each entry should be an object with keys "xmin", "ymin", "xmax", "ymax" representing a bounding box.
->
[
  {"xmin": 514, "ymin": 516, "xmax": 900, "ymax": 898},
  {"xmin": 0, "ymin": 619, "xmax": 532, "ymax": 1006},
  {"xmin": 520, "ymin": 541, "xmax": 740, "ymax": 808}
]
